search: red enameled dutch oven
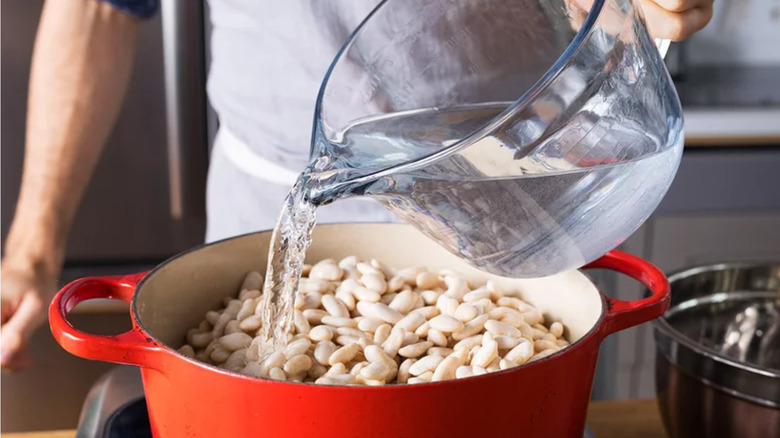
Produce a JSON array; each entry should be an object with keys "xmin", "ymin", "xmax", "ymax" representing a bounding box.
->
[{"xmin": 50, "ymin": 224, "xmax": 669, "ymax": 438}]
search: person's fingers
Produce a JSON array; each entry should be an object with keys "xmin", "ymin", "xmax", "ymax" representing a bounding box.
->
[
  {"xmin": 0, "ymin": 292, "xmax": 44, "ymax": 369},
  {"xmin": 651, "ymin": 0, "xmax": 714, "ymax": 14},
  {"xmin": 640, "ymin": 0, "xmax": 714, "ymax": 41},
  {"xmin": 1, "ymin": 347, "xmax": 32, "ymax": 372}
]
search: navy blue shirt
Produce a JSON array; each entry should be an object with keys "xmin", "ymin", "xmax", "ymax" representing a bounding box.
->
[{"xmin": 98, "ymin": 0, "xmax": 158, "ymax": 19}]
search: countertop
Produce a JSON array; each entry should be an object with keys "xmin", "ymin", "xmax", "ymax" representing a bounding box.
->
[{"xmin": 2, "ymin": 399, "xmax": 667, "ymax": 438}]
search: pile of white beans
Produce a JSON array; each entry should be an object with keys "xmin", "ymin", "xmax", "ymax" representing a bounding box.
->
[{"xmin": 179, "ymin": 257, "xmax": 569, "ymax": 385}]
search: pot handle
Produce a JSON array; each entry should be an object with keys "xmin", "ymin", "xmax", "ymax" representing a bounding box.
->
[
  {"xmin": 49, "ymin": 273, "xmax": 165, "ymax": 368},
  {"xmin": 584, "ymin": 250, "xmax": 670, "ymax": 336}
]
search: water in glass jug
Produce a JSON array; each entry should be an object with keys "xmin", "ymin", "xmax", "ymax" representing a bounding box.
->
[{"xmin": 302, "ymin": 0, "xmax": 683, "ymax": 281}]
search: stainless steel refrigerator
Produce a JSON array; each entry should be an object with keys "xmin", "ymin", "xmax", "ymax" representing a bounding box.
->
[{"xmin": 1, "ymin": 1, "xmax": 213, "ymax": 432}]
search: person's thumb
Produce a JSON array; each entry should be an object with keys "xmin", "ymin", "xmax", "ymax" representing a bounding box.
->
[{"xmin": 1, "ymin": 293, "xmax": 44, "ymax": 367}]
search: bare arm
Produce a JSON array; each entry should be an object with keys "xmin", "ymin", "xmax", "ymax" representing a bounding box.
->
[{"xmin": 1, "ymin": 0, "xmax": 139, "ymax": 370}]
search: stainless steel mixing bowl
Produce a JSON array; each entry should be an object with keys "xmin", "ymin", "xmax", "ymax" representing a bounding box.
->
[{"xmin": 653, "ymin": 262, "xmax": 780, "ymax": 438}]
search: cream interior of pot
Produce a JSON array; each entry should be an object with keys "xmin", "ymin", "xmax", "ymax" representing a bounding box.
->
[{"xmin": 133, "ymin": 224, "xmax": 604, "ymax": 349}]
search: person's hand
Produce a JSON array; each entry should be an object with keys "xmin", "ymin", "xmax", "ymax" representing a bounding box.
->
[
  {"xmin": 639, "ymin": 0, "xmax": 715, "ymax": 41},
  {"xmin": 568, "ymin": 0, "xmax": 715, "ymax": 42},
  {"xmin": 1, "ymin": 258, "xmax": 60, "ymax": 371}
]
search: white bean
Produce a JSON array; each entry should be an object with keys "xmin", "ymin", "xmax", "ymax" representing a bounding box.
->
[
  {"xmin": 505, "ymin": 340, "xmax": 534, "ymax": 365},
  {"xmin": 471, "ymin": 338, "xmax": 498, "ymax": 368},
  {"xmin": 454, "ymin": 303, "xmax": 479, "ymax": 322},
  {"xmin": 241, "ymin": 271, "xmax": 264, "ymax": 291},
  {"xmin": 309, "ymin": 261, "xmax": 343, "ymax": 281},
  {"xmin": 241, "ymin": 361, "xmax": 263, "ymax": 377},
  {"xmin": 398, "ymin": 358, "xmax": 415, "ymax": 384},
  {"xmin": 336, "ymin": 335, "xmax": 361, "ymax": 346},
  {"xmin": 373, "ymin": 324, "xmax": 392, "ymax": 344},
  {"xmin": 500, "ymin": 308, "xmax": 525, "ymax": 328},
  {"xmin": 443, "ymin": 276, "xmax": 469, "ymax": 301},
  {"xmin": 420, "ymin": 290, "xmax": 440, "ymax": 305},
  {"xmin": 210, "ymin": 346, "xmax": 231, "ymax": 364},
  {"xmin": 395, "ymin": 311, "xmax": 426, "ymax": 332},
  {"xmin": 219, "ymin": 332, "xmax": 252, "ymax": 352},
  {"xmin": 495, "ymin": 335, "xmax": 521, "ymax": 350},
  {"xmin": 328, "ymin": 343, "xmax": 360, "ymax": 366},
  {"xmin": 415, "ymin": 271, "xmax": 440, "ymax": 290},
  {"xmin": 294, "ymin": 310, "xmax": 310, "ymax": 334},
  {"xmin": 427, "ymin": 329, "xmax": 448, "ymax": 347},
  {"xmin": 382, "ymin": 328, "xmax": 405, "ymax": 357},
  {"xmin": 415, "ymin": 321, "xmax": 431, "ymax": 338},
  {"xmin": 239, "ymin": 315, "xmax": 262, "ymax": 333},
  {"xmin": 398, "ymin": 341, "xmax": 433, "ymax": 358},
  {"xmin": 428, "ymin": 347, "xmax": 454, "ymax": 357},
  {"xmin": 285, "ymin": 338, "xmax": 312, "ymax": 357},
  {"xmin": 178, "ymin": 345, "xmax": 195, "ymax": 357},
  {"xmin": 224, "ymin": 320, "xmax": 241, "ymax": 335},
  {"xmin": 302, "ymin": 309, "xmax": 328, "ymax": 325},
  {"xmin": 463, "ymin": 288, "xmax": 491, "ymax": 303},
  {"xmin": 335, "ymin": 289, "xmax": 356, "ymax": 310},
  {"xmin": 299, "ymin": 278, "xmax": 331, "ymax": 294},
  {"xmin": 456, "ymin": 365, "xmax": 474, "ymax": 379},
  {"xmin": 409, "ymin": 355, "xmax": 444, "ymax": 376},
  {"xmin": 452, "ymin": 314, "xmax": 489, "ymax": 341},
  {"xmin": 356, "ymin": 262, "xmax": 382, "ymax": 277},
  {"xmin": 325, "ymin": 362, "xmax": 347, "ymax": 376},
  {"xmin": 401, "ymin": 331, "xmax": 419, "ymax": 346},
  {"xmin": 239, "ymin": 288, "xmax": 261, "ymax": 301},
  {"xmin": 550, "ymin": 322, "xmax": 564, "ymax": 338},
  {"xmin": 431, "ymin": 355, "xmax": 460, "ymax": 381},
  {"xmin": 523, "ymin": 308, "xmax": 544, "ymax": 326},
  {"xmin": 389, "ymin": 290, "xmax": 416, "ymax": 315},
  {"xmin": 269, "ymin": 367, "xmax": 286, "ymax": 381},
  {"xmin": 353, "ymin": 286, "xmax": 381, "ymax": 303},
  {"xmin": 190, "ymin": 331, "xmax": 213, "ymax": 349},
  {"xmin": 359, "ymin": 361, "xmax": 392, "ymax": 381},
  {"xmin": 370, "ymin": 258, "xmax": 394, "ymax": 279},
  {"xmin": 453, "ymin": 334, "xmax": 483, "ymax": 351},
  {"xmin": 300, "ymin": 292, "xmax": 322, "ymax": 310},
  {"xmin": 484, "ymin": 319, "xmax": 523, "ymax": 338},
  {"xmin": 387, "ymin": 276, "xmax": 407, "ymax": 293},
  {"xmin": 534, "ymin": 340, "xmax": 559, "ymax": 352},
  {"xmin": 309, "ymin": 325, "xmax": 334, "ymax": 342},
  {"xmin": 320, "ymin": 316, "xmax": 357, "ymax": 328},
  {"xmin": 322, "ymin": 295, "xmax": 349, "ymax": 318},
  {"xmin": 414, "ymin": 306, "xmax": 440, "ymax": 320},
  {"xmin": 316, "ymin": 374, "xmax": 355, "ymax": 385},
  {"xmin": 338, "ymin": 256, "xmax": 358, "ymax": 270},
  {"xmin": 428, "ymin": 314, "xmax": 464, "ymax": 333},
  {"xmin": 283, "ymin": 354, "xmax": 313, "ymax": 375},
  {"xmin": 361, "ymin": 273, "xmax": 387, "ymax": 294},
  {"xmin": 237, "ymin": 298, "xmax": 256, "ymax": 321},
  {"xmin": 314, "ymin": 341, "xmax": 337, "ymax": 366},
  {"xmin": 308, "ymin": 362, "xmax": 327, "ymax": 379},
  {"xmin": 358, "ymin": 301, "xmax": 403, "ymax": 324},
  {"xmin": 436, "ymin": 295, "xmax": 459, "ymax": 317}
]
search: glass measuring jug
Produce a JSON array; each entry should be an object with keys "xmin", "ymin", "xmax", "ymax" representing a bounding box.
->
[{"xmin": 302, "ymin": 0, "xmax": 684, "ymax": 278}]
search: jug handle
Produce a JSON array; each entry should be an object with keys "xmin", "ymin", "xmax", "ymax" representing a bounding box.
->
[
  {"xmin": 49, "ymin": 273, "xmax": 167, "ymax": 370},
  {"xmin": 584, "ymin": 250, "xmax": 670, "ymax": 336}
]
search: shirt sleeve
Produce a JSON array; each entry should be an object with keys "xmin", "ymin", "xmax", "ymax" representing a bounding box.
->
[{"xmin": 96, "ymin": 0, "xmax": 159, "ymax": 20}]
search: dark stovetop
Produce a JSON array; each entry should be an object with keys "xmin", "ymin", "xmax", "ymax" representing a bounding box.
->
[{"xmin": 673, "ymin": 65, "xmax": 780, "ymax": 109}]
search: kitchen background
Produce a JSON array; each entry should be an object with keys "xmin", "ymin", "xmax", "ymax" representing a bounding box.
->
[{"xmin": 2, "ymin": 0, "xmax": 779, "ymax": 433}]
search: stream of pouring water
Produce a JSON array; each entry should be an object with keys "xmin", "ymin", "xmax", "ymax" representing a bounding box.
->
[{"xmin": 256, "ymin": 179, "xmax": 318, "ymax": 354}]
